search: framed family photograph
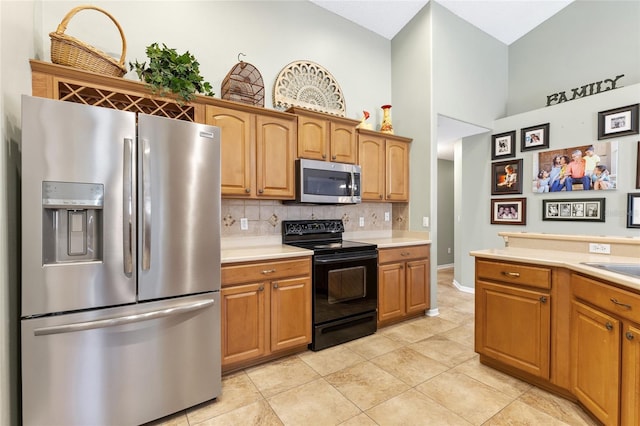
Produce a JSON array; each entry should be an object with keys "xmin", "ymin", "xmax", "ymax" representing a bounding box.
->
[
  {"xmin": 521, "ymin": 123, "xmax": 550, "ymax": 152},
  {"xmin": 491, "ymin": 131, "xmax": 516, "ymax": 160},
  {"xmin": 542, "ymin": 198, "xmax": 605, "ymax": 222},
  {"xmin": 532, "ymin": 141, "xmax": 618, "ymax": 193},
  {"xmin": 491, "ymin": 159, "xmax": 523, "ymax": 195},
  {"xmin": 491, "ymin": 198, "xmax": 526, "ymax": 225},
  {"xmin": 628, "ymin": 193, "xmax": 640, "ymax": 228},
  {"xmin": 598, "ymin": 103, "xmax": 639, "ymax": 140}
]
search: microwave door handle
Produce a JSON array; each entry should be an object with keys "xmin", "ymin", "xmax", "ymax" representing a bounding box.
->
[
  {"xmin": 123, "ymin": 138, "xmax": 134, "ymax": 277},
  {"xmin": 350, "ymin": 171, "xmax": 355, "ymax": 197},
  {"xmin": 141, "ymin": 138, "xmax": 151, "ymax": 271}
]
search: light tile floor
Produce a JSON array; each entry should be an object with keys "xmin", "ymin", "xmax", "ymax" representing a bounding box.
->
[{"xmin": 147, "ymin": 268, "xmax": 598, "ymax": 426}]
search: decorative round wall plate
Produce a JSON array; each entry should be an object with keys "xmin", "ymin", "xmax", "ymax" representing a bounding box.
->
[
  {"xmin": 221, "ymin": 61, "xmax": 265, "ymax": 107},
  {"xmin": 273, "ymin": 60, "xmax": 346, "ymax": 116}
]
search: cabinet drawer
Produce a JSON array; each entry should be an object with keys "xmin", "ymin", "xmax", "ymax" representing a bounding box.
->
[
  {"xmin": 476, "ymin": 259, "xmax": 551, "ymax": 290},
  {"xmin": 379, "ymin": 245, "xmax": 430, "ymax": 264},
  {"xmin": 222, "ymin": 257, "xmax": 311, "ymax": 287},
  {"xmin": 572, "ymin": 273, "xmax": 640, "ymax": 324}
]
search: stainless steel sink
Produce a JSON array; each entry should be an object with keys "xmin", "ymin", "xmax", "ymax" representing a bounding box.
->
[{"xmin": 581, "ymin": 263, "xmax": 640, "ymax": 279}]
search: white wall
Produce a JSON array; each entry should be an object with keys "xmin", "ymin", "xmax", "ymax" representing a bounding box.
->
[
  {"xmin": 430, "ymin": 2, "xmax": 509, "ymax": 296},
  {"xmin": 508, "ymin": 0, "xmax": 640, "ymax": 115}
]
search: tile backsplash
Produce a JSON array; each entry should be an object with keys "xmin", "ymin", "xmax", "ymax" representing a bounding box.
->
[{"xmin": 221, "ymin": 200, "xmax": 408, "ymax": 237}]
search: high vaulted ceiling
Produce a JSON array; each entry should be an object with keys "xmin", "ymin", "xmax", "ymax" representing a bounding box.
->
[{"xmin": 310, "ymin": 0, "xmax": 574, "ymax": 45}]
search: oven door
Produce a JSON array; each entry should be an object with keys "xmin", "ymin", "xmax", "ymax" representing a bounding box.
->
[{"xmin": 313, "ymin": 250, "xmax": 378, "ymax": 325}]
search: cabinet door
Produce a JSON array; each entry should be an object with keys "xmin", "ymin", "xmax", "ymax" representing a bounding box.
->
[
  {"xmin": 622, "ymin": 323, "xmax": 640, "ymax": 426},
  {"xmin": 386, "ymin": 140, "xmax": 409, "ymax": 201},
  {"xmin": 358, "ymin": 134, "xmax": 385, "ymax": 201},
  {"xmin": 270, "ymin": 276, "xmax": 312, "ymax": 352},
  {"xmin": 221, "ymin": 282, "xmax": 268, "ymax": 367},
  {"xmin": 330, "ymin": 121, "xmax": 357, "ymax": 163},
  {"xmin": 475, "ymin": 281, "xmax": 551, "ymax": 378},
  {"xmin": 378, "ymin": 263, "xmax": 405, "ymax": 323},
  {"xmin": 406, "ymin": 259, "xmax": 429, "ymax": 315},
  {"xmin": 297, "ymin": 115, "xmax": 328, "ymax": 160},
  {"xmin": 571, "ymin": 300, "xmax": 620, "ymax": 426},
  {"xmin": 206, "ymin": 106, "xmax": 253, "ymax": 197},
  {"xmin": 255, "ymin": 114, "xmax": 295, "ymax": 199}
]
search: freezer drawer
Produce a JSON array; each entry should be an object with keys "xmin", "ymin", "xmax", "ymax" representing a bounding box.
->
[{"xmin": 21, "ymin": 293, "xmax": 221, "ymax": 426}]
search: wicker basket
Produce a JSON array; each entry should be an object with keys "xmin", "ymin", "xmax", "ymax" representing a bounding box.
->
[{"xmin": 49, "ymin": 5, "xmax": 127, "ymax": 77}]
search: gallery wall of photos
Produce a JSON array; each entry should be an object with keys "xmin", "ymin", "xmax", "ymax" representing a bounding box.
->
[{"xmin": 490, "ymin": 103, "xmax": 639, "ymax": 228}]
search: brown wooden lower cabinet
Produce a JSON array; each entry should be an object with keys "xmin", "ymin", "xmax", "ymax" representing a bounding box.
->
[
  {"xmin": 571, "ymin": 272, "xmax": 640, "ymax": 426},
  {"xmin": 377, "ymin": 245, "xmax": 430, "ymax": 327},
  {"xmin": 221, "ymin": 257, "xmax": 311, "ymax": 372},
  {"xmin": 475, "ymin": 257, "xmax": 640, "ymax": 426}
]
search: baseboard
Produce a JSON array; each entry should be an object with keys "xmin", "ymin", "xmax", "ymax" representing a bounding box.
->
[
  {"xmin": 426, "ymin": 308, "xmax": 440, "ymax": 317},
  {"xmin": 452, "ymin": 279, "xmax": 475, "ymax": 294},
  {"xmin": 437, "ymin": 263, "xmax": 454, "ymax": 270}
]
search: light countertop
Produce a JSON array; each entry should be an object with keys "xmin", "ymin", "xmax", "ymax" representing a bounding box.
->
[
  {"xmin": 221, "ymin": 232, "xmax": 431, "ymax": 264},
  {"xmin": 222, "ymin": 244, "xmax": 313, "ymax": 264},
  {"xmin": 471, "ymin": 247, "xmax": 640, "ymax": 292}
]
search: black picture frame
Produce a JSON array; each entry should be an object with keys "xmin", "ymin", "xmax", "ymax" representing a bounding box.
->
[
  {"xmin": 636, "ymin": 141, "xmax": 640, "ymax": 189},
  {"xmin": 598, "ymin": 103, "xmax": 639, "ymax": 140},
  {"xmin": 542, "ymin": 198, "xmax": 605, "ymax": 222},
  {"xmin": 491, "ymin": 159, "xmax": 523, "ymax": 195},
  {"xmin": 491, "ymin": 198, "xmax": 526, "ymax": 225},
  {"xmin": 628, "ymin": 193, "xmax": 640, "ymax": 228},
  {"xmin": 491, "ymin": 131, "xmax": 516, "ymax": 160},
  {"xmin": 521, "ymin": 123, "xmax": 550, "ymax": 152}
]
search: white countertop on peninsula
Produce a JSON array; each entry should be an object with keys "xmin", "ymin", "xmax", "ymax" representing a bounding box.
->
[{"xmin": 470, "ymin": 246, "xmax": 640, "ymax": 292}]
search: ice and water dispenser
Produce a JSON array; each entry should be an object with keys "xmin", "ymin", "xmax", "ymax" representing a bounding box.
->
[{"xmin": 42, "ymin": 181, "xmax": 104, "ymax": 264}]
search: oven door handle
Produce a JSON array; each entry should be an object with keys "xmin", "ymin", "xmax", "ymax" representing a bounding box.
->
[{"xmin": 314, "ymin": 253, "xmax": 378, "ymax": 264}]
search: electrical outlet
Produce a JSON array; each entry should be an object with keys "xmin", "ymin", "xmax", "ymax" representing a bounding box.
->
[
  {"xmin": 589, "ymin": 243, "xmax": 611, "ymax": 254},
  {"xmin": 240, "ymin": 218, "xmax": 249, "ymax": 231},
  {"xmin": 422, "ymin": 216, "xmax": 429, "ymax": 227},
  {"xmin": 359, "ymin": 217, "xmax": 365, "ymax": 227},
  {"xmin": 447, "ymin": 247, "xmax": 452, "ymax": 254},
  {"xmin": 384, "ymin": 211, "xmax": 390, "ymax": 222}
]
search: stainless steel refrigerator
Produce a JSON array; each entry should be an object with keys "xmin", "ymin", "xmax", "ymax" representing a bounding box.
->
[{"xmin": 20, "ymin": 95, "xmax": 222, "ymax": 426}]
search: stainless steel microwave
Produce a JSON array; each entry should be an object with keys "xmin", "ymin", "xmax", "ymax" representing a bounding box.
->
[{"xmin": 294, "ymin": 159, "xmax": 361, "ymax": 204}]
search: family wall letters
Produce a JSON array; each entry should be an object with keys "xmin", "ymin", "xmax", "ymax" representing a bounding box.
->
[{"xmin": 546, "ymin": 74, "xmax": 625, "ymax": 107}]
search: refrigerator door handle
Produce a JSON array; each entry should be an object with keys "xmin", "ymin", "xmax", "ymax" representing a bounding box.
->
[
  {"xmin": 33, "ymin": 298, "xmax": 215, "ymax": 336},
  {"xmin": 123, "ymin": 138, "xmax": 134, "ymax": 277},
  {"xmin": 141, "ymin": 138, "xmax": 151, "ymax": 271}
]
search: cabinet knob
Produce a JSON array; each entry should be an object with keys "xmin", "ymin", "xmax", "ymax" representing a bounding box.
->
[
  {"xmin": 626, "ymin": 331, "xmax": 635, "ymax": 341},
  {"xmin": 332, "ymin": 155, "xmax": 336, "ymax": 160},
  {"xmin": 273, "ymin": 282, "xmax": 279, "ymax": 289},
  {"xmin": 258, "ymin": 189, "xmax": 264, "ymax": 194},
  {"xmin": 258, "ymin": 286, "xmax": 264, "ymax": 292},
  {"xmin": 245, "ymin": 188, "xmax": 251, "ymax": 193},
  {"xmin": 539, "ymin": 296, "xmax": 547, "ymax": 303},
  {"xmin": 605, "ymin": 322, "xmax": 614, "ymax": 331},
  {"xmin": 379, "ymin": 194, "xmax": 383, "ymax": 199},
  {"xmin": 322, "ymin": 154, "xmax": 327, "ymax": 159}
]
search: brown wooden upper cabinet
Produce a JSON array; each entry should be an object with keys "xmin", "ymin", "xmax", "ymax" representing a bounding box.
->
[
  {"xmin": 357, "ymin": 129, "xmax": 411, "ymax": 202},
  {"xmin": 206, "ymin": 105, "xmax": 297, "ymax": 199},
  {"xmin": 287, "ymin": 107, "xmax": 360, "ymax": 164}
]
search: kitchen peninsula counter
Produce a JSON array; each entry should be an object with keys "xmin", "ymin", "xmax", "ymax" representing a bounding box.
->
[
  {"xmin": 471, "ymin": 246, "xmax": 640, "ymax": 291},
  {"xmin": 471, "ymin": 232, "xmax": 640, "ymax": 291}
]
